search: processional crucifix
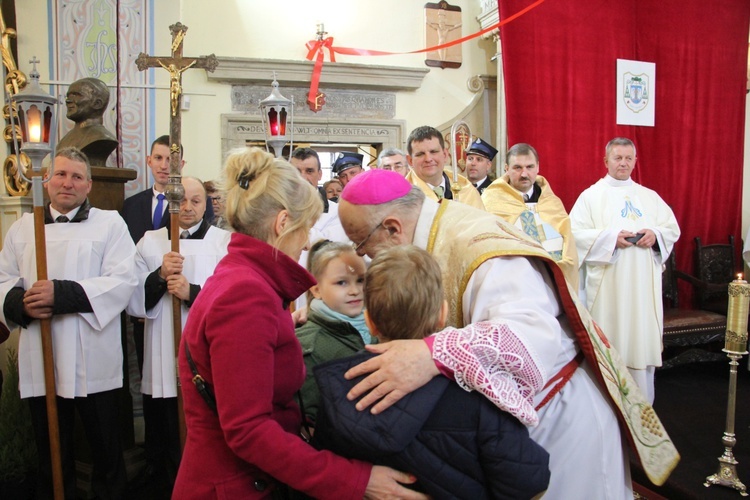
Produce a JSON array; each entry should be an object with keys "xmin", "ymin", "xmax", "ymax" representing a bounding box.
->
[{"xmin": 135, "ymin": 22, "xmax": 218, "ymax": 447}]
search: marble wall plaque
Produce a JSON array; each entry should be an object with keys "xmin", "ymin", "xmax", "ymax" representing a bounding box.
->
[
  {"xmin": 221, "ymin": 115, "xmax": 406, "ymax": 158},
  {"xmin": 232, "ymin": 86, "xmax": 396, "ymax": 119}
]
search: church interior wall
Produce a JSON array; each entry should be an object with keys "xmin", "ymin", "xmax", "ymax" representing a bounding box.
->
[
  {"xmin": 150, "ymin": 0, "xmax": 496, "ymax": 182},
  {"xmin": 1, "ymin": 1, "xmax": 748, "ymax": 249},
  {"xmin": 8, "ymin": 0, "xmax": 495, "ymax": 186}
]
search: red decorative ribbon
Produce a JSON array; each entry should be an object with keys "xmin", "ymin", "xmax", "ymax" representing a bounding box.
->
[
  {"xmin": 305, "ymin": 37, "xmax": 336, "ymax": 106},
  {"xmin": 304, "ymin": 0, "xmax": 545, "ymax": 107}
]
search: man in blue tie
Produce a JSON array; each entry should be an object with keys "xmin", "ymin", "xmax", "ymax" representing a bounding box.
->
[
  {"xmin": 122, "ymin": 135, "xmax": 184, "ymax": 244},
  {"xmin": 121, "ymin": 134, "xmax": 184, "ymax": 491}
]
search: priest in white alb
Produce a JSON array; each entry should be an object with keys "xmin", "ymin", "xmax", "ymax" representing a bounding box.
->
[{"xmin": 570, "ymin": 137, "xmax": 680, "ymax": 404}]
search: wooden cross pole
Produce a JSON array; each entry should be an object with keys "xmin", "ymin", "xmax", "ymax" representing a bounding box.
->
[{"xmin": 135, "ymin": 22, "xmax": 218, "ymax": 448}]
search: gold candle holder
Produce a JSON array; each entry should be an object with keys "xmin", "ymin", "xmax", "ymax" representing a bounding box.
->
[
  {"xmin": 705, "ymin": 274, "xmax": 749, "ymax": 496},
  {"xmin": 725, "ymin": 276, "xmax": 750, "ymax": 354}
]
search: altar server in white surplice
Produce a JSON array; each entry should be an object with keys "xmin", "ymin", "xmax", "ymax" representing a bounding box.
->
[
  {"xmin": 570, "ymin": 137, "xmax": 680, "ymax": 404},
  {"xmin": 127, "ymin": 176, "xmax": 230, "ymax": 484},
  {"xmin": 0, "ymin": 148, "xmax": 137, "ymax": 500}
]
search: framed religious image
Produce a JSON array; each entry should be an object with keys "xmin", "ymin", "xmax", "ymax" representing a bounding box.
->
[{"xmin": 424, "ymin": 1, "xmax": 462, "ymax": 69}]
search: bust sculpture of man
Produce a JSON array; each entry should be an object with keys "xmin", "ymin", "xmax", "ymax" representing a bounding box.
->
[{"xmin": 56, "ymin": 77, "xmax": 118, "ymax": 167}]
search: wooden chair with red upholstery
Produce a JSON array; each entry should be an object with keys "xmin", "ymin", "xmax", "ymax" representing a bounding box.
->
[{"xmin": 660, "ymin": 237, "xmax": 736, "ymax": 368}]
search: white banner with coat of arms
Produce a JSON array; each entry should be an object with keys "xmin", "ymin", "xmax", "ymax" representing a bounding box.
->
[{"xmin": 617, "ymin": 59, "xmax": 656, "ymax": 127}]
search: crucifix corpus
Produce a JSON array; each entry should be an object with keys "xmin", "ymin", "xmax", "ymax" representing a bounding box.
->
[{"xmin": 135, "ymin": 22, "xmax": 218, "ymax": 447}]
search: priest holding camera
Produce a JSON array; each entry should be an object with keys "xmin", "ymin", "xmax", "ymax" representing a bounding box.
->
[{"xmin": 570, "ymin": 137, "xmax": 680, "ymax": 404}]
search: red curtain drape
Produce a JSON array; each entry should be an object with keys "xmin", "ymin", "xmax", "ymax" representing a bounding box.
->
[{"xmin": 499, "ymin": 0, "xmax": 750, "ymax": 305}]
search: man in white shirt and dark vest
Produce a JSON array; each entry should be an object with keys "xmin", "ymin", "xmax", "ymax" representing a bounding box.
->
[
  {"xmin": 465, "ymin": 137, "xmax": 496, "ymax": 195},
  {"xmin": 0, "ymin": 147, "xmax": 137, "ymax": 499},
  {"xmin": 127, "ymin": 176, "xmax": 230, "ymax": 491}
]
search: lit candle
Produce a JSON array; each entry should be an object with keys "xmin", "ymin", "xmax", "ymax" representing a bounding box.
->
[
  {"xmin": 725, "ymin": 275, "xmax": 750, "ymax": 354},
  {"xmin": 29, "ymin": 124, "xmax": 41, "ymax": 142}
]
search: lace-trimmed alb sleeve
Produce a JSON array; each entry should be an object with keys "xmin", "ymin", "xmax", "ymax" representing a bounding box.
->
[{"xmin": 432, "ymin": 321, "xmax": 544, "ymax": 426}]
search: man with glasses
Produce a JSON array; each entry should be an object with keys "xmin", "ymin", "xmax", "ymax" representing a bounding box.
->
[
  {"xmin": 204, "ymin": 180, "xmax": 226, "ymax": 228},
  {"xmin": 376, "ymin": 148, "xmax": 410, "ymax": 177},
  {"xmin": 336, "ymin": 169, "xmax": 678, "ymax": 499}
]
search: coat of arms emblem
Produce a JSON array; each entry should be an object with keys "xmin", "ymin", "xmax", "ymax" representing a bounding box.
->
[{"xmin": 623, "ymin": 72, "xmax": 650, "ymax": 113}]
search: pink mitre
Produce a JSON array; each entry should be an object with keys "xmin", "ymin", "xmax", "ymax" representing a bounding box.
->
[{"xmin": 340, "ymin": 169, "xmax": 411, "ymax": 205}]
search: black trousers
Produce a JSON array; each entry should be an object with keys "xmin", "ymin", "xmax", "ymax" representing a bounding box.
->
[
  {"xmin": 29, "ymin": 389, "xmax": 127, "ymax": 500},
  {"xmin": 132, "ymin": 316, "xmax": 159, "ymax": 463},
  {"xmin": 132, "ymin": 318, "xmax": 145, "ymax": 376},
  {"xmin": 141, "ymin": 394, "xmax": 181, "ymax": 485}
]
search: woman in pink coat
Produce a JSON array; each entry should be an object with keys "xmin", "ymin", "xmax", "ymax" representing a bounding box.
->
[{"xmin": 173, "ymin": 147, "xmax": 422, "ymax": 499}]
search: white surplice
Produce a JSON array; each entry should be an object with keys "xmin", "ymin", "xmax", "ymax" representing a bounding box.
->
[
  {"xmin": 127, "ymin": 225, "xmax": 230, "ymax": 398},
  {"xmin": 570, "ymin": 175, "xmax": 680, "ymax": 370},
  {"xmin": 0, "ymin": 209, "xmax": 137, "ymax": 399},
  {"xmin": 413, "ymin": 199, "xmax": 632, "ymax": 500}
]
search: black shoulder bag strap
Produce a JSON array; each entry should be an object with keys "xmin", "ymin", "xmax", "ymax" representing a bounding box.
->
[
  {"xmin": 185, "ymin": 339, "xmax": 312, "ymax": 443},
  {"xmin": 184, "ymin": 341, "xmax": 218, "ymax": 414}
]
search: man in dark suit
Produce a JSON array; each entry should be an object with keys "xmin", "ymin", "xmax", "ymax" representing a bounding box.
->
[
  {"xmin": 121, "ymin": 134, "xmax": 183, "ymax": 490},
  {"xmin": 122, "ymin": 135, "xmax": 181, "ymax": 243},
  {"xmin": 465, "ymin": 137, "xmax": 497, "ymax": 195}
]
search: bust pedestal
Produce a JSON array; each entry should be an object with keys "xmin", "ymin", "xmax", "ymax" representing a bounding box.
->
[
  {"xmin": 90, "ymin": 167, "xmax": 137, "ymax": 211},
  {"xmin": 89, "ymin": 167, "xmax": 139, "ymax": 451}
]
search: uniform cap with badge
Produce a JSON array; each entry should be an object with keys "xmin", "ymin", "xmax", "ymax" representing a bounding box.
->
[
  {"xmin": 466, "ymin": 138, "xmax": 498, "ymax": 162},
  {"xmin": 332, "ymin": 152, "xmax": 364, "ymax": 176}
]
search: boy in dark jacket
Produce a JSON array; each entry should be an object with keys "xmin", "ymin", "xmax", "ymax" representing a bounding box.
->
[{"xmin": 314, "ymin": 245, "xmax": 551, "ymax": 499}]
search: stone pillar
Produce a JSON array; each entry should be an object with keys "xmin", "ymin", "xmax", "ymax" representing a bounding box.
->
[{"xmin": 477, "ymin": 0, "xmax": 506, "ymax": 177}]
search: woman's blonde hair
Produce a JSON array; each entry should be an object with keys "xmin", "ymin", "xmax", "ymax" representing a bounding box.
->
[{"xmin": 222, "ymin": 147, "xmax": 322, "ymax": 249}]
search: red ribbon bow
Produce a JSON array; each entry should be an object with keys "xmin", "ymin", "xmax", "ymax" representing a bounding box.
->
[
  {"xmin": 303, "ymin": 0, "xmax": 545, "ymax": 110},
  {"xmin": 305, "ymin": 37, "xmax": 336, "ymax": 107}
]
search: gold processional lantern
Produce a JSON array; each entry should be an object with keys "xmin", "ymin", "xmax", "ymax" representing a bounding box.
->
[{"xmin": 259, "ymin": 73, "xmax": 294, "ymax": 159}]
